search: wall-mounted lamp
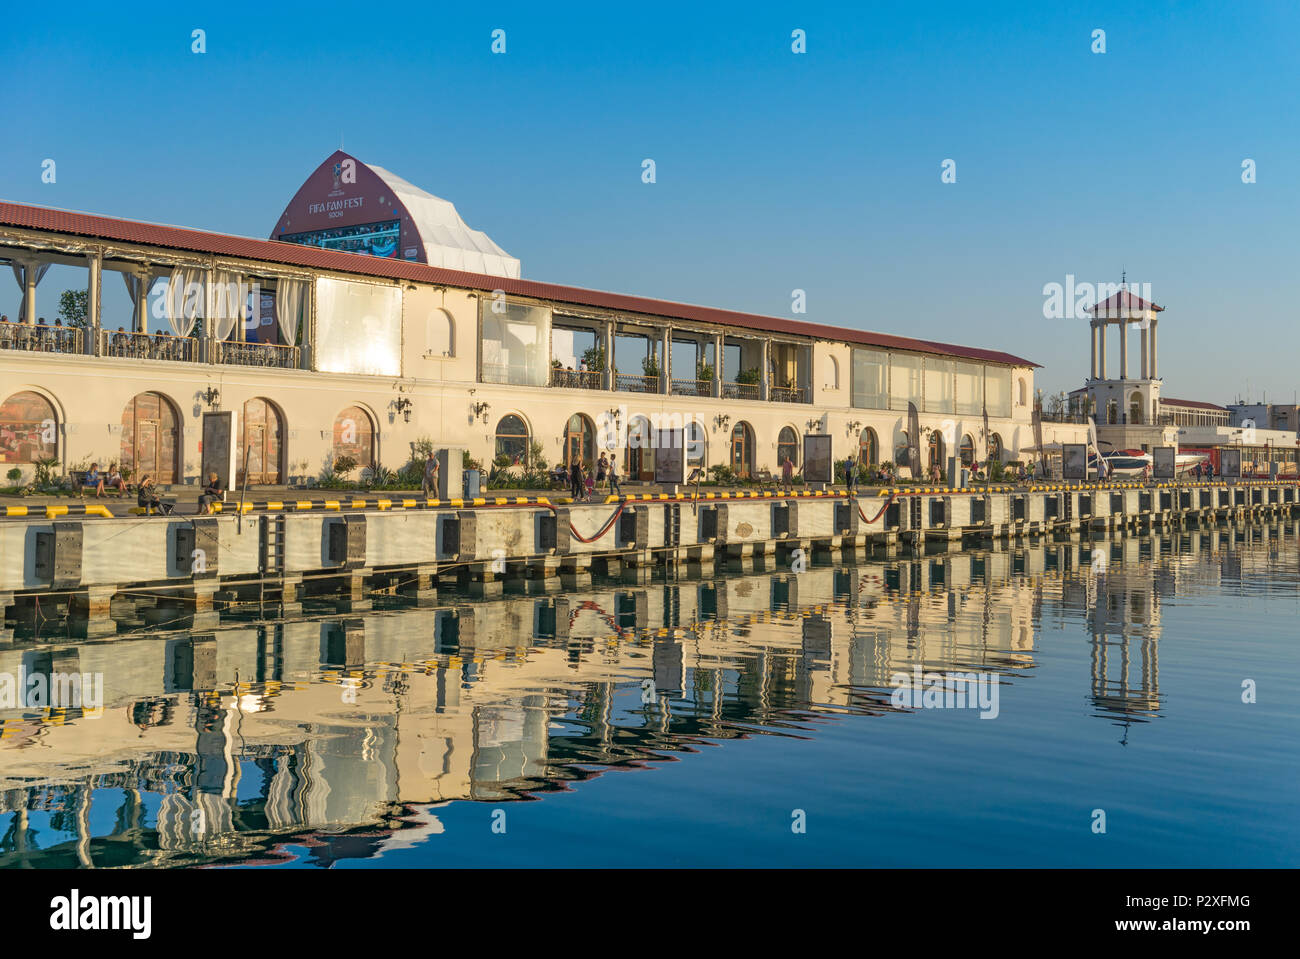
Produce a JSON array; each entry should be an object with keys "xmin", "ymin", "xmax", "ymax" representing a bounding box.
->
[
  {"xmin": 846, "ymin": 419, "xmax": 862, "ymax": 433},
  {"xmin": 472, "ymin": 400, "xmax": 490, "ymax": 425},
  {"xmin": 806, "ymin": 419, "xmax": 821, "ymax": 433},
  {"xmin": 714, "ymin": 413, "xmax": 731, "ymax": 432},
  {"xmin": 394, "ymin": 397, "xmax": 413, "ymax": 423},
  {"xmin": 202, "ymin": 386, "xmax": 221, "ymax": 409}
]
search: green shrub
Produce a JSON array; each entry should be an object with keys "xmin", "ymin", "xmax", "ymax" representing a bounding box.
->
[{"xmin": 6, "ymin": 467, "xmax": 21, "ymax": 483}]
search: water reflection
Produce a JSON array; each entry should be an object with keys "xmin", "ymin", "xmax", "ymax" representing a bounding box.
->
[{"xmin": 1, "ymin": 521, "xmax": 1296, "ymax": 868}]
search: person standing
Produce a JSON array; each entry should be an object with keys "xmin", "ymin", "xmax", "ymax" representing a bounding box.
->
[
  {"xmin": 607, "ymin": 456, "xmax": 621, "ymax": 497},
  {"xmin": 422, "ymin": 451, "xmax": 440, "ymax": 497},
  {"xmin": 596, "ymin": 452, "xmax": 608, "ymax": 490},
  {"xmin": 570, "ymin": 459, "xmax": 584, "ymax": 501},
  {"xmin": 845, "ymin": 452, "xmax": 857, "ymax": 493},
  {"xmin": 781, "ymin": 455, "xmax": 794, "ymax": 493}
]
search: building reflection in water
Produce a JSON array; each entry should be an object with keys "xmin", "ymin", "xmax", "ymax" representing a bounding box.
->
[{"xmin": 0, "ymin": 521, "xmax": 1295, "ymax": 867}]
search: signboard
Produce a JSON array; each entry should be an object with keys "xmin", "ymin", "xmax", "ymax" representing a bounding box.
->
[
  {"xmin": 1062, "ymin": 444, "xmax": 1088, "ymax": 480},
  {"xmin": 1152, "ymin": 446, "xmax": 1177, "ymax": 479},
  {"xmin": 803, "ymin": 434, "xmax": 833, "ymax": 484},
  {"xmin": 200, "ymin": 411, "xmax": 236, "ymax": 489},
  {"xmin": 1220, "ymin": 448, "xmax": 1242, "ymax": 478},
  {"xmin": 654, "ymin": 429, "xmax": 685, "ymax": 485}
]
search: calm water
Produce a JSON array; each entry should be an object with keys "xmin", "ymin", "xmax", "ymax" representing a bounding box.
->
[{"xmin": 2, "ymin": 523, "xmax": 1297, "ymax": 868}]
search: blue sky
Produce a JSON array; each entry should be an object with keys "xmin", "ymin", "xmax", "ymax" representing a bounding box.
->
[{"xmin": 2, "ymin": 0, "xmax": 1297, "ymax": 402}]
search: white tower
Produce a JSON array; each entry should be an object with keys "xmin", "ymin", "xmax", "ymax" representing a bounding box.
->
[{"xmin": 1087, "ymin": 284, "xmax": 1163, "ymax": 427}]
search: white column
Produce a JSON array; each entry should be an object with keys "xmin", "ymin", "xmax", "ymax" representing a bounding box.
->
[
  {"xmin": 1098, "ymin": 322, "xmax": 1107, "ymax": 379},
  {"xmin": 1119, "ymin": 319, "xmax": 1128, "ymax": 380},
  {"xmin": 602, "ymin": 320, "xmax": 614, "ymax": 390},
  {"xmin": 22, "ymin": 259, "xmax": 38, "ymax": 325},
  {"xmin": 713, "ymin": 332, "xmax": 723, "ymax": 397},
  {"xmin": 661, "ymin": 327, "xmax": 671, "ymax": 392},
  {"xmin": 133, "ymin": 268, "xmax": 148, "ymax": 333},
  {"xmin": 1090, "ymin": 321, "xmax": 1098, "ymax": 379},
  {"xmin": 1150, "ymin": 318, "xmax": 1158, "ymax": 378},
  {"xmin": 86, "ymin": 252, "xmax": 102, "ymax": 355},
  {"xmin": 1139, "ymin": 322, "xmax": 1148, "ymax": 379}
]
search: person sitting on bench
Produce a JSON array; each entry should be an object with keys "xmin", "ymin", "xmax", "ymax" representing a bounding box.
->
[
  {"xmin": 105, "ymin": 462, "xmax": 128, "ymax": 496},
  {"xmin": 197, "ymin": 471, "xmax": 225, "ymax": 514},
  {"xmin": 136, "ymin": 474, "xmax": 173, "ymax": 515},
  {"xmin": 83, "ymin": 463, "xmax": 105, "ymax": 497}
]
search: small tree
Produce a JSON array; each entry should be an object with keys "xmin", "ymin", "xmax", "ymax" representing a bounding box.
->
[
  {"xmin": 58, "ymin": 289, "xmax": 89, "ymax": 329},
  {"xmin": 735, "ymin": 367, "xmax": 761, "ymax": 385},
  {"xmin": 697, "ymin": 361, "xmax": 715, "ymax": 382},
  {"xmin": 642, "ymin": 353, "xmax": 660, "ymax": 378},
  {"xmin": 582, "ymin": 344, "xmax": 605, "ymax": 371},
  {"xmin": 333, "ymin": 455, "xmax": 358, "ymax": 479}
]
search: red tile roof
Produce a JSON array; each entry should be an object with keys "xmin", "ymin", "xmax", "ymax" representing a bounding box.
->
[
  {"xmin": 0, "ymin": 198, "xmax": 1038, "ymax": 368},
  {"xmin": 1087, "ymin": 289, "xmax": 1164, "ymax": 315},
  {"xmin": 1160, "ymin": 397, "xmax": 1228, "ymax": 412}
]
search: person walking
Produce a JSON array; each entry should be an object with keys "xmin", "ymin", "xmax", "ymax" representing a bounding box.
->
[
  {"xmin": 781, "ymin": 455, "xmax": 794, "ymax": 493},
  {"xmin": 422, "ymin": 451, "xmax": 440, "ymax": 497},
  {"xmin": 607, "ymin": 456, "xmax": 621, "ymax": 497},
  {"xmin": 569, "ymin": 459, "xmax": 584, "ymax": 501},
  {"xmin": 845, "ymin": 452, "xmax": 857, "ymax": 494},
  {"xmin": 596, "ymin": 452, "xmax": 608, "ymax": 490}
]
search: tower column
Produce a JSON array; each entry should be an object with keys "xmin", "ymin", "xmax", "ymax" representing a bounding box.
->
[
  {"xmin": 1150, "ymin": 318, "xmax": 1158, "ymax": 379},
  {"xmin": 1098, "ymin": 322, "xmax": 1107, "ymax": 379},
  {"xmin": 1090, "ymin": 321, "xmax": 1098, "ymax": 379},
  {"xmin": 1139, "ymin": 321, "xmax": 1148, "ymax": 379},
  {"xmin": 1119, "ymin": 318, "xmax": 1128, "ymax": 380}
]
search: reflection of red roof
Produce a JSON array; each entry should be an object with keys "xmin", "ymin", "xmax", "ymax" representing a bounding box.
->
[
  {"xmin": 1160, "ymin": 397, "xmax": 1228, "ymax": 412},
  {"xmin": 1088, "ymin": 290, "xmax": 1164, "ymax": 314},
  {"xmin": 0, "ymin": 199, "xmax": 1038, "ymax": 368}
]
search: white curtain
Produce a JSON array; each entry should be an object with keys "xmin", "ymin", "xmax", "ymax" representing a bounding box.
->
[
  {"xmin": 12, "ymin": 262, "xmax": 50, "ymax": 322},
  {"xmin": 167, "ymin": 267, "xmax": 204, "ymax": 337},
  {"xmin": 121, "ymin": 271, "xmax": 148, "ymax": 332},
  {"xmin": 211, "ymin": 270, "xmax": 247, "ymax": 342},
  {"xmin": 276, "ymin": 278, "xmax": 305, "ymax": 346}
]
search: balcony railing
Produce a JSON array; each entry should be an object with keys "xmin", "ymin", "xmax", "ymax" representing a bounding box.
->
[
  {"xmin": 670, "ymin": 378, "xmax": 712, "ymax": 397},
  {"xmin": 215, "ymin": 340, "xmax": 300, "ymax": 369},
  {"xmin": 770, "ymin": 385, "xmax": 809, "ymax": 404},
  {"xmin": 722, "ymin": 382, "xmax": 761, "ymax": 400},
  {"xmin": 550, "ymin": 367, "xmax": 604, "ymax": 390},
  {"xmin": 0, "ymin": 324, "xmax": 83, "ymax": 355},
  {"xmin": 616, "ymin": 373, "xmax": 660, "ymax": 394},
  {"xmin": 99, "ymin": 329, "xmax": 196, "ymax": 362}
]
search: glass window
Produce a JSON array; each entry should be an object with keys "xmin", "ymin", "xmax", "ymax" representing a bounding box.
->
[
  {"xmin": 890, "ymin": 353, "xmax": 923, "ymax": 411},
  {"xmin": 985, "ymin": 367, "xmax": 1012, "ymax": 418},
  {"xmin": 954, "ymin": 361, "xmax": 984, "ymax": 415},
  {"xmin": 481, "ymin": 300, "xmax": 551, "ymax": 387},
  {"xmin": 495, "ymin": 414, "xmax": 530, "ymax": 465},
  {"xmin": 0, "ymin": 391, "xmax": 57, "ymax": 464},
  {"xmin": 778, "ymin": 427, "xmax": 799, "ymax": 467},
  {"xmin": 315, "ymin": 278, "xmax": 403, "ymax": 376},
  {"xmin": 923, "ymin": 356, "xmax": 954, "ymax": 414},
  {"xmin": 851, "ymin": 348, "xmax": 888, "ymax": 410}
]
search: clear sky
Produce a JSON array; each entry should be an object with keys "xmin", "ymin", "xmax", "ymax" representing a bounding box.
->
[{"xmin": 3, "ymin": 0, "xmax": 1296, "ymax": 403}]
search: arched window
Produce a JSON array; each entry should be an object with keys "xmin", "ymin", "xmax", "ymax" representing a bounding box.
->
[
  {"xmin": 495, "ymin": 414, "xmax": 530, "ymax": 465},
  {"xmin": 989, "ymin": 432, "xmax": 1004, "ymax": 463},
  {"xmin": 239, "ymin": 397, "xmax": 284, "ymax": 485},
  {"xmin": 685, "ymin": 420, "xmax": 707, "ymax": 470},
  {"xmin": 730, "ymin": 421, "xmax": 754, "ymax": 477},
  {"xmin": 0, "ymin": 391, "xmax": 57, "ymax": 464},
  {"xmin": 824, "ymin": 355, "xmax": 839, "ymax": 390},
  {"xmin": 333, "ymin": 406, "xmax": 375, "ymax": 470},
  {"xmin": 565, "ymin": 413, "xmax": 596, "ymax": 470},
  {"xmin": 895, "ymin": 431, "xmax": 911, "ymax": 469},
  {"xmin": 959, "ymin": 434, "xmax": 976, "ymax": 467},
  {"xmin": 777, "ymin": 426, "xmax": 799, "ymax": 467},
  {"xmin": 1129, "ymin": 392, "xmax": 1143, "ymax": 425},
  {"xmin": 859, "ymin": 427, "xmax": 878, "ymax": 467},
  {"xmin": 121, "ymin": 392, "xmax": 180, "ymax": 484}
]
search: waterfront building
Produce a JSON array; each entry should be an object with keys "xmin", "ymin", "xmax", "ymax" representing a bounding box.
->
[{"xmin": 2, "ymin": 152, "xmax": 1046, "ymax": 486}]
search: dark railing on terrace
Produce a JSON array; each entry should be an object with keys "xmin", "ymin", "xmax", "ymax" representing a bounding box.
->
[
  {"xmin": 770, "ymin": 385, "xmax": 809, "ymax": 404},
  {"xmin": 1041, "ymin": 410, "xmax": 1091, "ymax": 424},
  {"xmin": 722, "ymin": 381, "xmax": 761, "ymax": 400},
  {"xmin": 215, "ymin": 340, "xmax": 300, "ymax": 369},
  {"xmin": 616, "ymin": 373, "xmax": 660, "ymax": 394},
  {"xmin": 99, "ymin": 329, "xmax": 196, "ymax": 362},
  {"xmin": 0, "ymin": 324, "xmax": 83, "ymax": 355},
  {"xmin": 670, "ymin": 378, "xmax": 712, "ymax": 397},
  {"xmin": 550, "ymin": 367, "xmax": 603, "ymax": 390}
]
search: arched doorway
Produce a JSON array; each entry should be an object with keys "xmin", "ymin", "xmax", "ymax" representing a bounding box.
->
[
  {"xmin": 1129, "ymin": 392, "xmax": 1143, "ymax": 425},
  {"xmin": 777, "ymin": 426, "xmax": 799, "ymax": 468},
  {"xmin": 121, "ymin": 392, "xmax": 180, "ymax": 484},
  {"xmin": 858, "ymin": 427, "xmax": 878, "ymax": 468},
  {"xmin": 565, "ymin": 413, "xmax": 595, "ymax": 470},
  {"xmin": 625, "ymin": 415, "xmax": 653, "ymax": 479},
  {"xmin": 928, "ymin": 430, "xmax": 946, "ymax": 472},
  {"xmin": 989, "ymin": 432, "xmax": 1004, "ymax": 463},
  {"xmin": 240, "ymin": 397, "xmax": 283, "ymax": 485},
  {"xmin": 333, "ymin": 406, "xmax": 375, "ymax": 471},
  {"xmin": 730, "ymin": 421, "xmax": 754, "ymax": 477},
  {"xmin": 959, "ymin": 434, "xmax": 976, "ymax": 468},
  {"xmin": 495, "ymin": 414, "xmax": 530, "ymax": 466},
  {"xmin": 0, "ymin": 391, "xmax": 58, "ymax": 464},
  {"xmin": 685, "ymin": 420, "xmax": 707, "ymax": 471}
]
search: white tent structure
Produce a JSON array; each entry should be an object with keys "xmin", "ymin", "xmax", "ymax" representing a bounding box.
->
[{"xmin": 366, "ymin": 163, "xmax": 521, "ymax": 279}]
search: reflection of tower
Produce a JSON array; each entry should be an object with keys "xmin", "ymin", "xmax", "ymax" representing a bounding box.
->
[{"xmin": 1088, "ymin": 564, "xmax": 1161, "ymax": 728}]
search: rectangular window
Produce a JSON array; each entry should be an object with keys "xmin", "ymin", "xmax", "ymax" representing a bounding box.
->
[
  {"xmin": 923, "ymin": 356, "xmax": 954, "ymax": 414},
  {"xmin": 954, "ymin": 361, "xmax": 984, "ymax": 415},
  {"xmin": 986, "ymin": 367, "xmax": 1012, "ymax": 418},
  {"xmin": 851, "ymin": 348, "xmax": 888, "ymax": 409},
  {"xmin": 314, "ymin": 277, "xmax": 403, "ymax": 376},
  {"xmin": 890, "ymin": 353, "xmax": 923, "ymax": 411},
  {"xmin": 480, "ymin": 300, "xmax": 551, "ymax": 387}
]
